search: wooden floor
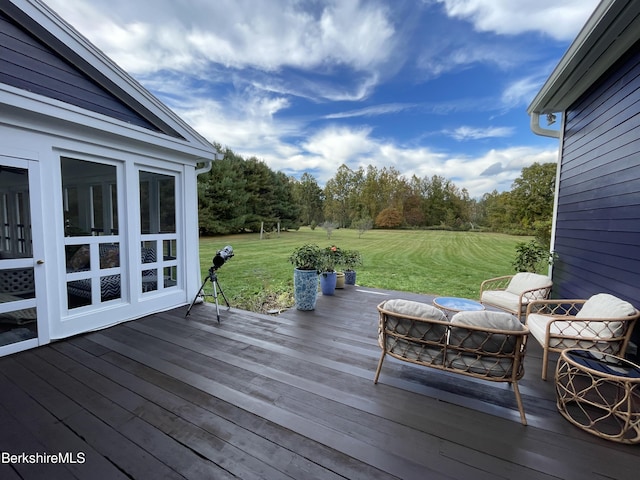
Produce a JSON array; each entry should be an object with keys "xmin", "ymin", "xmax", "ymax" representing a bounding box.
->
[{"xmin": 1, "ymin": 286, "xmax": 638, "ymax": 480}]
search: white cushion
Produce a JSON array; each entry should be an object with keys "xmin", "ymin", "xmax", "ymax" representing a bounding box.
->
[
  {"xmin": 449, "ymin": 311, "xmax": 523, "ymax": 354},
  {"xmin": 382, "ymin": 299, "xmax": 447, "ymax": 321},
  {"xmin": 480, "ymin": 290, "xmax": 521, "ymax": 313},
  {"xmin": 527, "ymin": 313, "xmax": 584, "ymax": 348},
  {"xmin": 527, "ymin": 313, "xmax": 624, "ymax": 350},
  {"xmin": 506, "ymin": 272, "xmax": 552, "ymax": 296},
  {"xmin": 576, "ymin": 293, "xmax": 636, "ymax": 319},
  {"xmin": 451, "ymin": 310, "xmax": 523, "ymax": 331}
]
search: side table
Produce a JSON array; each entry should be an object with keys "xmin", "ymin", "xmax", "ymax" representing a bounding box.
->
[
  {"xmin": 555, "ymin": 348, "xmax": 640, "ymax": 444},
  {"xmin": 433, "ymin": 296, "xmax": 484, "ymax": 318}
]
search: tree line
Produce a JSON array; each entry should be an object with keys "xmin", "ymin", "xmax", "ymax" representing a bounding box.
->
[{"xmin": 197, "ymin": 144, "xmax": 556, "ymax": 240}]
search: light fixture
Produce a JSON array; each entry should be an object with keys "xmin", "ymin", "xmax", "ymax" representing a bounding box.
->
[{"xmin": 546, "ymin": 113, "xmax": 557, "ymax": 126}]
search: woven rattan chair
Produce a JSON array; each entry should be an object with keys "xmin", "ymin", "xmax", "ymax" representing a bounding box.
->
[
  {"xmin": 480, "ymin": 272, "xmax": 552, "ymax": 320},
  {"xmin": 525, "ymin": 293, "xmax": 640, "ymax": 380}
]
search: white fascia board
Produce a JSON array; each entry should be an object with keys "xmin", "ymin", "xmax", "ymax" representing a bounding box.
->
[{"xmin": 0, "ymin": 84, "xmax": 214, "ymax": 162}]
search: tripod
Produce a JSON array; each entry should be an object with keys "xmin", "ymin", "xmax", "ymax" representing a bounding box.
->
[{"xmin": 185, "ymin": 266, "xmax": 230, "ymax": 322}]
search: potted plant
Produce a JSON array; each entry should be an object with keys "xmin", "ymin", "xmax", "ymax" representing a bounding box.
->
[
  {"xmin": 342, "ymin": 249, "xmax": 362, "ymax": 285},
  {"xmin": 289, "ymin": 244, "xmax": 321, "ymax": 310},
  {"xmin": 319, "ymin": 245, "xmax": 342, "ymax": 295}
]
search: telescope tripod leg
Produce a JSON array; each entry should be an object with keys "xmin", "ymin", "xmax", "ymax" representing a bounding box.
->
[
  {"xmin": 185, "ymin": 276, "xmax": 209, "ymax": 318},
  {"xmin": 211, "ymin": 278, "xmax": 231, "ymax": 323}
]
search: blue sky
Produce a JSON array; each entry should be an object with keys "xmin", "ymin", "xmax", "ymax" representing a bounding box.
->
[{"xmin": 44, "ymin": 0, "xmax": 600, "ymax": 197}]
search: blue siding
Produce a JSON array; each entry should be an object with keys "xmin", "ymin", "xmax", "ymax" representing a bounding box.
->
[
  {"xmin": 554, "ymin": 42, "xmax": 640, "ymax": 345},
  {"xmin": 0, "ymin": 11, "xmax": 178, "ymax": 136}
]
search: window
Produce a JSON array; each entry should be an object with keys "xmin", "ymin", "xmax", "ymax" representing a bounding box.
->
[
  {"xmin": 139, "ymin": 171, "xmax": 179, "ymax": 294},
  {"xmin": 62, "ymin": 158, "xmax": 122, "ymax": 309}
]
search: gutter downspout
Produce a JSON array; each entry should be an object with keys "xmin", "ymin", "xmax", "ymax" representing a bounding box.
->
[
  {"xmin": 195, "ymin": 160, "xmax": 212, "ymax": 175},
  {"xmin": 529, "ymin": 110, "xmax": 564, "ymax": 280},
  {"xmin": 530, "ymin": 112, "xmax": 560, "ymax": 138},
  {"xmin": 195, "ymin": 151, "xmax": 224, "ymax": 176}
]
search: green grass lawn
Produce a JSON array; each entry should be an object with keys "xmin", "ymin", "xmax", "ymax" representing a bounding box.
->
[{"xmin": 198, "ymin": 227, "xmax": 533, "ymax": 312}]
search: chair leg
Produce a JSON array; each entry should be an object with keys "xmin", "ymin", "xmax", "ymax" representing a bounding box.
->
[
  {"xmin": 512, "ymin": 381, "xmax": 527, "ymax": 426},
  {"xmin": 374, "ymin": 352, "xmax": 386, "ymax": 383},
  {"xmin": 541, "ymin": 346, "xmax": 549, "ymax": 381}
]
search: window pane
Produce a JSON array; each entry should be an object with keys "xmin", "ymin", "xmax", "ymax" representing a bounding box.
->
[
  {"xmin": 163, "ymin": 266, "xmax": 177, "ymax": 288},
  {"xmin": 66, "ymin": 244, "xmax": 90, "ymax": 272},
  {"xmin": 139, "ymin": 171, "xmax": 175, "ymax": 234},
  {"xmin": 159, "ymin": 177, "xmax": 175, "ymax": 233},
  {"xmin": 163, "ymin": 239, "xmax": 177, "ymax": 260},
  {"xmin": 99, "ymin": 243, "xmax": 120, "ymax": 269},
  {"xmin": 101, "ymin": 274, "xmax": 121, "ymax": 301},
  {"xmin": 142, "ymin": 269, "xmax": 157, "ymax": 293},
  {"xmin": 61, "ymin": 158, "xmax": 118, "ymax": 237},
  {"xmin": 0, "ymin": 167, "xmax": 31, "ymax": 257},
  {"xmin": 141, "ymin": 241, "xmax": 157, "ymax": 264}
]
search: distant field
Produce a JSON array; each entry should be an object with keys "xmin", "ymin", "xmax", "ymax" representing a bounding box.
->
[{"xmin": 198, "ymin": 228, "xmax": 534, "ymax": 312}]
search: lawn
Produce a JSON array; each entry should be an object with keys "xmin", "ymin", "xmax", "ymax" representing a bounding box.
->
[{"xmin": 198, "ymin": 228, "xmax": 533, "ymax": 312}]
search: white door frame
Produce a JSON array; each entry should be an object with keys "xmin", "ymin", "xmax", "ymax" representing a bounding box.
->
[{"xmin": 0, "ymin": 155, "xmax": 47, "ymax": 356}]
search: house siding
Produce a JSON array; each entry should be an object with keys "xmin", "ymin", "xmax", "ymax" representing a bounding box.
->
[
  {"xmin": 553, "ymin": 42, "xmax": 640, "ymax": 331},
  {"xmin": 0, "ymin": 10, "xmax": 160, "ymax": 132}
]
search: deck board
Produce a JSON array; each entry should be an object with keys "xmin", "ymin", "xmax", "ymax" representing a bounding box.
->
[{"xmin": 0, "ymin": 285, "xmax": 638, "ymax": 479}]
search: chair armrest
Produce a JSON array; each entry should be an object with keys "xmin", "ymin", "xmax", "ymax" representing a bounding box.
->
[
  {"xmin": 518, "ymin": 285, "xmax": 553, "ymax": 304},
  {"xmin": 480, "ymin": 275, "xmax": 513, "ymax": 295},
  {"xmin": 525, "ymin": 299, "xmax": 587, "ymax": 317}
]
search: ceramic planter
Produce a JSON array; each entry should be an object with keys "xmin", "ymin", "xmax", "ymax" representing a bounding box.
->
[
  {"xmin": 319, "ymin": 271, "xmax": 337, "ymax": 295},
  {"xmin": 293, "ymin": 268, "xmax": 318, "ymax": 310},
  {"xmin": 344, "ymin": 270, "xmax": 357, "ymax": 285}
]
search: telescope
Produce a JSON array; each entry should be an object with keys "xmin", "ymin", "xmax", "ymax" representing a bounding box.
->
[
  {"xmin": 212, "ymin": 245, "xmax": 234, "ymax": 269},
  {"xmin": 185, "ymin": 245, "xmax": 233, "ymax": 321}
]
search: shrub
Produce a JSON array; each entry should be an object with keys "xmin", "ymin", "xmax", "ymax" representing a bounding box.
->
[{"xmin": 512, "ymin": 240, "xmax": 554, "ymax": 273}]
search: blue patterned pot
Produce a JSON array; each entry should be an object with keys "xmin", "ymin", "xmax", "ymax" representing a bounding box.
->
[
  {"xmin": 344, "ymin": 270, "xmax": 357, "ymax": 285},
  {"xmin": 293, "ymin": 268, "xmax": 318, "ymax": 310},
  {"xmin": 319, "ymin": 271, "xmax": 337, "ymax": 295}
]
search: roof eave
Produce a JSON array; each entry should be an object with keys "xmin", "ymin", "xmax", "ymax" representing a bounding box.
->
[{"xmin": 528, "ymin": 0, "xmax": 640, "ymax": 115}]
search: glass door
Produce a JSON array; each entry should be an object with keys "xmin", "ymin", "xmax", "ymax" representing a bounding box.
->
[{"xmin": 0, "ymin": 157, "xmax": 43, "ymax": 356}]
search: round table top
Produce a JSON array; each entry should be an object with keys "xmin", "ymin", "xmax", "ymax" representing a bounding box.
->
[
  {"xmin": 562, "ymin": 349, "xmax": 640, "ymax": 379},
  {"xmin": 433, "ymin": 296, "xmax": 485, "ymax": 312}
]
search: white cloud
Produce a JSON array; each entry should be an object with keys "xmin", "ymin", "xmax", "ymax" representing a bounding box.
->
[
  {"xmin": 45, "ymin": 0, "xmax": 396, "ymax": 75},
  {"xmin": 446, "ymin": 126, "xmax": 514, "ymax": 141},
  {"xmin": 324, "ymin": 103, "xmax": 416, "ymax": 119},
  {"xmin": 501, "ymin": 74, "xmax": 550, "ymax": 108},
  {"xmin": 435, "ymin": 0, "xmax": 600, "ymax": 41},
  {"xmin": 417, "ymin": 40, "xmax": 517, "ymax": 78}
]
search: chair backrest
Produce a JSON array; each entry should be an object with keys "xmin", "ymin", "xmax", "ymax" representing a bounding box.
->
[
  {"xmin": 506, "ymin": 272, "xmax": 552, "ymax": 296},
  {"xmin": 574, "ymin": 293, "xmax": 638, "ymax": 338},
  {"xmin": 378, "ymin": 300, "xmax": 448, "ymax": 365},
  {"xmin": 447, "ymin": 311, "xmax": 528, "ymax": 379},
  {"xmin": 576, "ymin": 293, "xmax": 636, "ymax": 319}
]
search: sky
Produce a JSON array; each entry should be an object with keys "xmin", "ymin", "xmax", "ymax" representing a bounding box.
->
[{"xmin": 43, "ymin": 0, "xmax": 601, "ymax": 198}]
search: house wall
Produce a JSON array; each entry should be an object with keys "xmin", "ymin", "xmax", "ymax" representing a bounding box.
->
[{"xmin": 553, "ymin": 41, "xmax": 640, "ymax": 347}]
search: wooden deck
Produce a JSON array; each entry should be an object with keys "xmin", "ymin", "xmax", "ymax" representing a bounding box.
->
[{"xmin": 1, "ymin": 286, "xmax": 638, "ymax": 479}]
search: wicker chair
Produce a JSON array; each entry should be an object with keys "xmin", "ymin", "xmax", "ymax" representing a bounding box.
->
[
  {"xmin": 480, "ymin": 272, "xmax": 552, "ymax": 320},
  {"xmin": 525, "ymin": 293, "xmax": 640, "ymax": 380}
]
